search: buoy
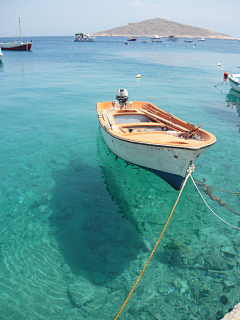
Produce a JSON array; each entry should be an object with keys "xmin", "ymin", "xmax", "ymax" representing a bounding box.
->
[
  {"xmin": 136, "ymin": 74, "xmax": 141, "ymax": 78},
  {"xmin": 218, "ymin": 63, "xmax": 221, "ymax": 66},
  {"xmin": 224, "ymin": 71, "xmax": 228, "ymax": 80}
]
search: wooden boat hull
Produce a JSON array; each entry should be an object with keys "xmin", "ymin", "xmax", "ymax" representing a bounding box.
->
[
  {"xmin": 100, "ymin": 126, "xmax": 211, "ymax": 190},
  {"xmin": 97, "ymin": 100, "xmax": 216, "ymax": 190},
  {"xmin": 1, "ymin": 41, "xmax": 32, "ymax": 51},
  {"xmin": 229, "ymin": 75, "xmax": 240, "ymax": 93}
]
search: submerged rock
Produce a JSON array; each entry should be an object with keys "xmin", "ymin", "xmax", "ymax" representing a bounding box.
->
[
  {"xmin": 90, "ymin": 271, "xmax": 108, "ymax": 285},
  {"xmin": 221, "ymin": 246, "xmax": 236, "ymax": 257},
  {"xmin": 68, "ymin": 280, "xmax": 95, "ymax": 307},
  {"xmin": 173, "ymin": 278, "xmax": 190, "ymax": 294},
  {"xmin": 220, "ymin": 295, "xmax": 228, "ymax": 305}
]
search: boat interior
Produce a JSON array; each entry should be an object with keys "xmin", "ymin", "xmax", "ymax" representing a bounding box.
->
[{"xmin": 97, "ymin": 101, "xmax": 217, "ymax": 147}]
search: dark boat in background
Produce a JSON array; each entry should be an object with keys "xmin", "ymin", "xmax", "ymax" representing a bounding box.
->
[
  {"xmin": 127, "ymin": 37, "xmax": 137, "ymax": 41},
  {"xmin": 0, "ymin": 18, "xmax": 32, "ymax": 51}
]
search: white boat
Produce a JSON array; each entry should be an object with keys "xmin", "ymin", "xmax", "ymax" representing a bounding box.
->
[
  {"xmin": 96, "ymin": 89, "xmax": 216, "ymax": 190},
  {"xmin": 197, "ymin": 38, "xmax": 205, "ymax": 41},
  {"xmin": 184, "ymin": 39, "xmax": 193, "ymax": 42},
  {"xmin": 74, "ymin": 33, "xmax": 96, "ymax": 42},
  {"xmin": 229, "ymin": 74, "xmax": 240, "ymax": 93},
  {"xmin": 0, "ymin": 48, "xmax": 3, "ymax": 62},
  {"xmin": 151, "ymin": 35, "xmax": 162, "ymax": 42},
  {"xmin": 0, "ymin": 18, "xmax": 32, "ymax": 51}
]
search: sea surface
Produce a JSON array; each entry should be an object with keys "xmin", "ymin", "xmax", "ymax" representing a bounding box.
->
[{"xmin": 0, "ymin": 36, "xmax": 240, "ymax": 320}]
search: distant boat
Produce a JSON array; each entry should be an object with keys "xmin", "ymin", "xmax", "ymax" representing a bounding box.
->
[
  {"xmin": 229, "ymin": 74, "xmax": 240, "ymax": 93},
  {"xmin": 197, "ymin": 37, "xmax": 205, "ymax": 41},
  {"xmin": 0, "ymin": 18, "xmax": 32, "ymax": 51},
  {"xmin": 0, "ymin": 48, "xmax": 3, "ymax": 62},
  {"xmin": 142, "ymin": 41, "xmax": 147, "ymax": 43},
  {"xmin": 74, "ymin": 33, "xmax": 96, "ymax": 42},
  {"xmin": 127, "ymin": 37, "xmax": 137, "ymax": 41},
  {"xmin": 184, "ymin": 39, "xmax": 193, "ymax": 42},
  {"xmin": 151, "ymin": 35, "xmax": 162, "ymax": 42},
  {"xmin": 125, "ymin": 42, "xmax": 129, "ymax": 45},
  {"xmin": 96, "ymin": 89, "xmax": 216, "ymax": 190},
  {"xmin": 167, "ymin": 35, "xmax": 178, "ymax": 41}
]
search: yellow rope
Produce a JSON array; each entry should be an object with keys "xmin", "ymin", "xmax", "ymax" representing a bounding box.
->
[{"xmin": 113, "ymin": 165, "xmax": 195, "ymax": 320}]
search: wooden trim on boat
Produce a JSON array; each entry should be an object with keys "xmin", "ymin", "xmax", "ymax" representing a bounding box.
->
[{"xmin": 96, "ymin": 101, "xmax": 217, "ymax": 149}]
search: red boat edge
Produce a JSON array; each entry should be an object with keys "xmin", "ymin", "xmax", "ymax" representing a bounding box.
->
[{"xmin": 1, "ymin": 41, "xmax": 32, "ymax": 51}]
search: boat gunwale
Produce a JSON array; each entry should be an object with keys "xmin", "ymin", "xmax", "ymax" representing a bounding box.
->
[
  {"xmin": 99, "ymin": 121, "xmax": 216, "ymax": 151},
  {"xmin": 229, "ymin": 75, "xmax": 240, "ymax": 86},
  {"xmin": 97, "ymin": 101, "xmax": 217, "ymax": 149}
]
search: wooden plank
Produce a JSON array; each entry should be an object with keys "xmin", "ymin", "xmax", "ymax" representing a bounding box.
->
[{"xmin": 139, "ymin": 109, "xmax": 187, "ymax": 132}]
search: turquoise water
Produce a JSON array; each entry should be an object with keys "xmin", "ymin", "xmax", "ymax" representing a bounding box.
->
[{"xmin": 0, "ymin": 36, "xmax": 240, "ymax": 319}]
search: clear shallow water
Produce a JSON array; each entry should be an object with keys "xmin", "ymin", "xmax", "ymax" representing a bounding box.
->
[{"xmin": 0, "ymin": 36, "xmax": 240, "ymax": 319}]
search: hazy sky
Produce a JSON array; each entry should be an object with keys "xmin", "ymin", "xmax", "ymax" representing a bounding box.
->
[{"xmin": 0, "ymin": 0, "xmax": 239, "ymax": 38}]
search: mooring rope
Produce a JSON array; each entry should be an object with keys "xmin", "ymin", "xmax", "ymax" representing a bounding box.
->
[
  {"xmin": 113, "ymin": 165, "xmax": 195, "ymax": 320},
  {"xmin": 190, "ymin": 174, "xmax": 240, "ymax": 230},
  {"xmin": 192, "ymin": 179, "xmax": 240, "ymax": 197}
]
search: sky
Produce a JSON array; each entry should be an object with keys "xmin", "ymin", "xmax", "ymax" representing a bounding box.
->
[{"xmin": 0, "ymin": 0, "xmax": 240, "ymax": 38}]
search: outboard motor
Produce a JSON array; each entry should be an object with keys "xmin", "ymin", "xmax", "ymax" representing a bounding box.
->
[{"xmin": 116, "ymin": 89, "xmax": 128, "ymax": 104}]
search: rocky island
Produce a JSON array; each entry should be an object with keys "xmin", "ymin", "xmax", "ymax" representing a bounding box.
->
[{"xmin": 94, "ymin": 18, "xmax": 238, "ymax": 40}]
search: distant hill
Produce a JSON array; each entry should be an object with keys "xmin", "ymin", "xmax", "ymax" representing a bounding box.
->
[{"xmin": 94, "ymin": 18, "xmax": 238, "ymax": 39}]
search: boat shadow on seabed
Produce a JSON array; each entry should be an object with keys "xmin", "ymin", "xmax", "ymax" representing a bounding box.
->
[{"xmin": 48, "ymin": 154, "xmax": 148, "ymax": 281}]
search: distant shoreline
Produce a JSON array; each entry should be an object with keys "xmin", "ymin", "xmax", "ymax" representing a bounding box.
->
[
  {"xmin": 93, "ymin": 35, "xmax": 240, "ymax": 40},
  {"xmin": 93, "ymin": 18, "xmax": 239, "ymax": 41}
]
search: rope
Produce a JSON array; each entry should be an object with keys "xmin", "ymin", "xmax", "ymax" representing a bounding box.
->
[
  {"xmin": 113, "ymin": 165, "xmax": 195, "ymax": 320},
  {"xmin": 190, "ymin": 174, "xmax": 240, "ymax": 230},
  {"xmin": 214, "ymin": 81, "xmax": 225, "ymax": 87},
  {"xmin": 192, "ymin": 179, "xmax": 240, "ymax": 197}
]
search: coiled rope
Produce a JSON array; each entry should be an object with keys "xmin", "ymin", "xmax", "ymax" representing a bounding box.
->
[{"xmin": 113, "ymin": 165, "xmax": 195, "ymax": 320}]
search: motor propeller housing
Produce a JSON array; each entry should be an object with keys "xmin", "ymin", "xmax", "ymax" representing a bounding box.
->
[{"xmin": 116, "ymin": 88, "xmax": 128, "ymax": 104}]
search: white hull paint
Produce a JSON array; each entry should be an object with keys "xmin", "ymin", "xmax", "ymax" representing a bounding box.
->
[
  {"xmin": 229, "ymin": 76, "xmax": 240, "ymax": 93},
  {"xmin": 101, "ymin": 126, "xmax": 210, "ymax": 189}
]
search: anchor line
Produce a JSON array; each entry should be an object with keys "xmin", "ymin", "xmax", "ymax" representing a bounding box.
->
[{"xmin": 113, "ymin": 165, "xmax": 195, "ymax": 320}]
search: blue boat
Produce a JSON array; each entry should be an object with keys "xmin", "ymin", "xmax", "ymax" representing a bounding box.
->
[
  {"xmin": 229, "ymin": 74, "xmax": 240, "ymax": 93},
  {"xmin": 74, "ymin": 33, "xmax": 96, "ymax": 42}
]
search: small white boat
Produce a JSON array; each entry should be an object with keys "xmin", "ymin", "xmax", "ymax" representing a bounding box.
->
[
  {"xmin": 184, "ymin": 39, "xmax": 193, "ymax": 42},
  {"xmin": 229, "ymin": 74, "xmax": 240, "ymax": 93},
  {"xmin": 74, "ymin": 33, "xmax": 96, "ymax": 42},
  {"xmin": 0, "ymin": 48, "xmax": 3, "ymax": 62},
  {"xmin": 197, "ymin": 37, "xmax": 205, "ymax": 41},
  {"xmin": 0, "ymin": 18, "xmax": 32, "ymax": 51},
  {"xmin": 97, "ymin": 89, "xmax": 216, "ymax": 190},
  {"xmin": 151, "ymin": 35, "xmax": 162, "ymax": 42}
]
